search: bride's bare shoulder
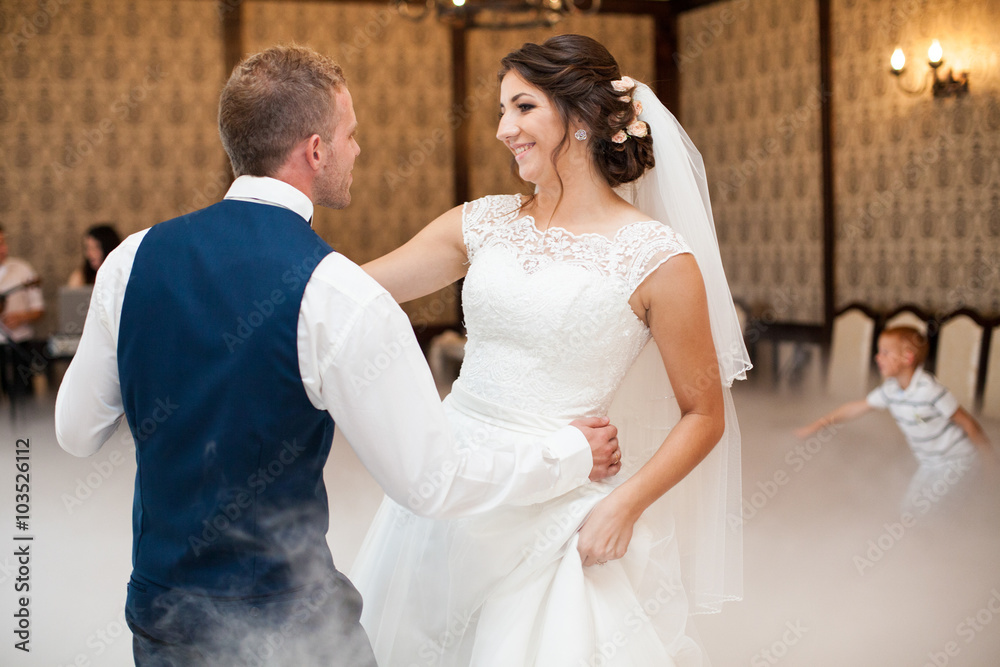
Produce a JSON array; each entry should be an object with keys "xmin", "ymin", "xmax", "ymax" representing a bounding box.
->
[{"xmin": 610, "ymin": 196, "xmax": 656, "ymax": 226}]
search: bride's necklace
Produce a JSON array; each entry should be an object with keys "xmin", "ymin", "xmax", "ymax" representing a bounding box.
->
[
  {"xmin": 520, "ymin": 198, "xmax": 552, "ymax": 242},
  {"xmin": 528, "ymin": 200, "xmax": 555, "ymax": 238}
]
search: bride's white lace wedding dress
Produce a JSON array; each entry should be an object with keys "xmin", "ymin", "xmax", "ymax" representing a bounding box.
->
[{"xmin": 350, "ymin": 194, "xmax": 706, "ymax": 667}]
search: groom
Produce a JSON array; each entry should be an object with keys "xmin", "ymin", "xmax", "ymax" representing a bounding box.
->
[{"xmin": 54, "ymin": 45, "xmax": 620, "ymax": 666}]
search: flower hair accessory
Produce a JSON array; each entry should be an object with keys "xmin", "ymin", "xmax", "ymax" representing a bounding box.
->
[
  {"xmin": 611, "ymin": 120, "xmax": 649, "ymax": 143},
  {"xmin": 626, "ymin": 120, "xmax": 648, "ymax": 138},
  {"xmin": 610, "ymin": 80, "xmax": 648, "ymax": 143},
  {"xmin": 611, "ymin": 76, "xmax": 635, "ymax": 92}
]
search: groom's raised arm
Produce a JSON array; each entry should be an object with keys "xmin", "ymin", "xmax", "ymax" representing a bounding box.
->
[{"xmin": 300, "ymin": 253, "xmax": 615, "ymax": 518}]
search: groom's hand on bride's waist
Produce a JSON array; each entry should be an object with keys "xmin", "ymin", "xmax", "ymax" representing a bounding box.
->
[{"xmin": 569, "ymin": 417, "xmax": 622, "ymax": 482}]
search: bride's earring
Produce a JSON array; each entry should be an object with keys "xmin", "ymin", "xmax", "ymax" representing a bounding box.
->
[{"xmin": 574, "ymin": 129, "xmax": 587, "ymax": 141}]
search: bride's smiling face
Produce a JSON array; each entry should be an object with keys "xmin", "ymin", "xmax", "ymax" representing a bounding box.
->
[{"xmin": 496, "ymin": 71, "xmax": 568, "ymax": 185}]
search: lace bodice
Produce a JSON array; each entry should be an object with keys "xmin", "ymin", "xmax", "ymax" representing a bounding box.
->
[{"xmin": 458, "ymin": 194, "xmax": 691, "ymax": 418}]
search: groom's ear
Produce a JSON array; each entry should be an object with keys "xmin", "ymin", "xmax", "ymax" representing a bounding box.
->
[{"xmin": 304, "ymin": 134, "xmax": 324, "ymax": 171}]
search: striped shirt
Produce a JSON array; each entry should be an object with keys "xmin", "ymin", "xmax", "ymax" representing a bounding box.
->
[{"xmin": 866, "ymin": 367, "xmax": 976, "ymax": 464}]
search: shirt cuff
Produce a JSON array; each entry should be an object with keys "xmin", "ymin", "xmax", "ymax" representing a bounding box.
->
[{"xmin": 544, "ymin": 424, "xmax": 593, "ymax": 488}]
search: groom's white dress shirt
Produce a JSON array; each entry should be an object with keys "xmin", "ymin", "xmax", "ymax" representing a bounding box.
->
[{"xmin": 55, "ymin": 176, "xmax": 592, "ymax": 518}]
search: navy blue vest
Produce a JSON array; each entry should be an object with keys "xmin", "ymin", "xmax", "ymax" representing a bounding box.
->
[{"xmin": 118, "ymin": 200, "xmax": 335, "ymax": 597}]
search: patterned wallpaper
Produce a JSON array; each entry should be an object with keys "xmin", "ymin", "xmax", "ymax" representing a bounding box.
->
[
  {"xmin": 679, "ymin": 0, "xmax": 825, "ymax": 325},
  {"xmin": 243, "ymin": 2, "xmax": 458, "ymax": 327},
  {"xmin": 833, "ymin": 0, "xmax": 1000, "ymax": 318},
  {"xmin": 1, "ymin": 0, "xmax": 226, "ymax": 333},
  {"xmin": 9, "ymin": 0, "xmax": 991, "ymax": 336},
  {"xmin": 680, "ymin": 0, "xmax": 1000, "ymax": 324},
  {"xmin": 465, "ymin": 15, "xmax": 655, "ymax": 200},
  {"xmin": 0, "ymin": 0, "xmax": 458, "ymax": 331},
  {"xmin": 0, "ymin": 1, "xmax": 656, "ymax": 332}
]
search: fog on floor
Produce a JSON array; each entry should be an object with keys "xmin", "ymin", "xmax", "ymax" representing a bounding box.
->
[{"xmin": 2, "ymin": 367, "xmax": 998, "ymax": 667}]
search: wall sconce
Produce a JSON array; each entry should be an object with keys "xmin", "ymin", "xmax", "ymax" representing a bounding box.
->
[{"xmin": 890, "ymin": 40, "xmax": 969, "ymax": 98}]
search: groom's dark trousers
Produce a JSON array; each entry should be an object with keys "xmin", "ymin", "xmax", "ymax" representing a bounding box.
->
[{"xmin": 117, "ymin": 200, "xmax": 376, "ymax": 666}]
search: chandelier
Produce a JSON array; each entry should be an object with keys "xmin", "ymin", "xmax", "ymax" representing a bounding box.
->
[{"xmin": 394, "ymin": 0, "xmax": 602, "ymax": 30}]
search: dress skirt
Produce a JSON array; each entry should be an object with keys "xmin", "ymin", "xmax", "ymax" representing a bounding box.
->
[{"xmin": 350, "ymin": 383, "xmax": 702, "ymax": 667}]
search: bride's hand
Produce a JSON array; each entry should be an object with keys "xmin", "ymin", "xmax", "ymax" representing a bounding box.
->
[{"xmin": 576, "ymin": 492, "xmax": 639, "ymax": 567}]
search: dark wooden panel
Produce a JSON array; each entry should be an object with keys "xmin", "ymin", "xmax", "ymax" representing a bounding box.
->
[
  {"xmin": 818, "ymin": 0, "xmax": 835, "ymax": 342},
  {"xmin": 653, "ymin": 9, "xmax": 680, "ymax": 113},
  {"xmin": 452, "ymin": 26, "xmax": 470, "ymax": 207},
  {"xmin": 670, "ymin": 0, "xmax": 729, "ymax": 12},
  {"xmin": 220, "ymin": 0, "xmax": 243, "ymax": 77}
]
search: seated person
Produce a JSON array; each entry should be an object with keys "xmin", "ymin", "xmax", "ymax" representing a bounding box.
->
[
  {"xmin": 0, "ymin": 225, "xmax": 44, "ymax": 396},
  {"xmin": 67, "ymin": 224, "xmax": 121, "ymax": 287},
  {"xmin": 0, "ymin": 225, "xmax": 43, "ymax": 343}
]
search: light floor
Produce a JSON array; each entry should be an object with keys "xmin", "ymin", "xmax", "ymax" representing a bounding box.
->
[{"xmin": 1, "ymin": 378, "xmax": 998, "ymax": 667}]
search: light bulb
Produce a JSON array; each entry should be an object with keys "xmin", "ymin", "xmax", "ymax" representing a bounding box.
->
[
  {"xmin": 890, "ymin": 48, "xmax": 906, "ymax": 72},
  {"xmin": 928, "ymin": 39, "xmax": 943, "ymax": 65}
]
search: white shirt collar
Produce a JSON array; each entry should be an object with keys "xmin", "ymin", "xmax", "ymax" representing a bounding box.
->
[
  {"xmin": 224, "ymin": 175, "xmax": 314, "ymax": 225},
  {"xmin": 889, "ymin": 365, "xmax": 925, "ymax": 396},
  {"xmin": 903, "ymin": 365, "xmax": 926, "ymax": 393}
]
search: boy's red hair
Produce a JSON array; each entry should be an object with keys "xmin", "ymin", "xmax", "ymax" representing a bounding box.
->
[{"xmin": 881, "ymin": 326, "xmax": 929, "ymax": 367}]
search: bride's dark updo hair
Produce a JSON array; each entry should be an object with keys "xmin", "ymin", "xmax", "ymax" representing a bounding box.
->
[{"xmin": 499, "ymin": 34, "xmax": 654, "ymax": 188}]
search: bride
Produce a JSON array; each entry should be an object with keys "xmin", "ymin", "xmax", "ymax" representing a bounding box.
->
[{"xmin": 351, "ymin": 34, "xmax": 750, "ymax": 666}]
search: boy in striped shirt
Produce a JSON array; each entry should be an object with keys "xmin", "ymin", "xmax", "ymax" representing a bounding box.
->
[{"xmin": 797, "ymin": 326, "xmax": 992, "ymax": 513}]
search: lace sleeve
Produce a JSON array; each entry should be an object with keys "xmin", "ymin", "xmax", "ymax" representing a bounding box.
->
[
  {"xmin": 623, "ymin": 222, "xmax": 693, "ymax": 295},
  {"xmin": 461, "ymin": 194, "xmax": 524, "ymax": 263}
]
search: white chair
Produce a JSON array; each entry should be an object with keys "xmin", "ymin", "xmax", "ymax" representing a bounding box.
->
[
  {"xmin": 826, "ymin": 308, "xmax": 876, "ymax": 398},
  {"xmin": 884, "ymin": 310, "xmax": 928, "ymax": 336},
  {"xmin": 934, "ymin": 315, "xmax": 982, "ymax": 412},
  {"xmin": 980, "ymin": 327, "xmax": 1000, "ymax": 419},
  {"xmin": 733, "ymin": 302, "xmax": 748, "ymax": 337}
]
